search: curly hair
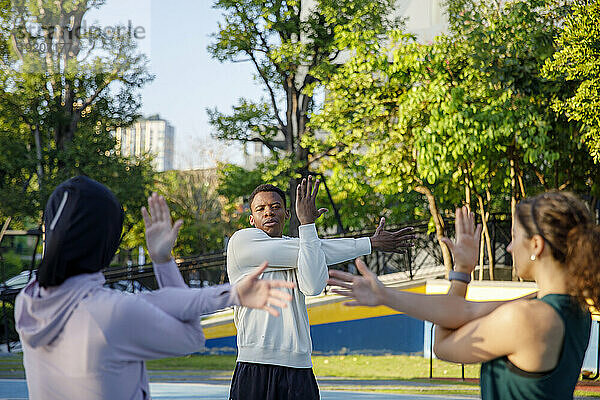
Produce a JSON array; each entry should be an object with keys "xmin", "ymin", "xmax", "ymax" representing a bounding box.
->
[
  {"xmin": 516, "ymin": 191, "xmax": 600, "ymax": 310},
  {"xmin": 249, "ymin": 184, "xmax": 287, "ymax": 209}
]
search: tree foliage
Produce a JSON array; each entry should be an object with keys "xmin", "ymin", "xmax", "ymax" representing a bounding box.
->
[
  {"xmin": 0, "ymin": 0, "xmax": 154, "ymax": 246},
  {"xmin": 208, "ymin": 0, "xmax": 398, "ymax": 235},
  {"xmin": 543, "ymin": 0, "xmax": 600, "ymax": 162},
  {"xmin": 310, "ymin": 0, "xmax": 599, "ymax": 276}
]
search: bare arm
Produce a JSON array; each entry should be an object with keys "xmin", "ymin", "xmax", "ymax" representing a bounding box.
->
[
  {"xmin": 328, "ymin": 259, "xmax": 495, "ymax": 329},
  {"xmin": 433, "ymin": 301, "xmax": 537, "ymax": 364}
]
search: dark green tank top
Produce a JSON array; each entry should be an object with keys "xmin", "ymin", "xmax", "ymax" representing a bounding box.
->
[{"xmin": 480, "ymin": 294, "xmax": 591, "ymax": 400}]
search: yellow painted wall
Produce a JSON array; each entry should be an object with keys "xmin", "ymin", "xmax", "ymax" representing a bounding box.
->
[{"xmin": 203, "ymin": 279, "xmax": 598, "ymax": 340}]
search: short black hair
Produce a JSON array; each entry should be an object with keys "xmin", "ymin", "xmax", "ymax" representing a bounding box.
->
[{"xmin": 249, "ymin": 184, "xmax": 287, "ymax": 209}]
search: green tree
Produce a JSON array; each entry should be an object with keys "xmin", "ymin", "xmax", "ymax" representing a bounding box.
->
[
  {"xmin": 311, "ymin": 0, "xmax": 599, "ymax": 277},
  {"xmin": 155, "ymin": 169, "xmax": 235, "ymax": 256},
  {"xmin": 208, "ymin": 0, "xmax": 398, "ymax": 235},
  {"xmin": 543, "ymin": 0, "xmax": 600, "ymax": 162},
  {"xmin": 0, "ymin": 0, "xmax": 155, "ymax": 247}
]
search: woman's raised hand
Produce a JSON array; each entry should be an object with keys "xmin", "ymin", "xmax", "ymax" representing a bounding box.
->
[{"xmin": 440, "ymin": 206, "xmax": 482, "ymax": 274}]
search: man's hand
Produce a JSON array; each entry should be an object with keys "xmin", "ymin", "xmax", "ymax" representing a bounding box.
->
[
  {"xmin": 235, "ymin": 262, "xmax": 296, "ymax": 316},
  {"xmin": 296, "ymin": 175, "xmax": 328, "ymax": 225},
  {"xmin": 440, "ymin": 206, "xmax": 482, "ymax": 273},
  {"xmin": 141, "ymin": 192, "xmax": 183, "ymax": 264},
  {"xmin": 328, "ymin": 258, "xmax": 387, "ymax": 307},
  {"xmin": 369, "ymin": 217, "xmax": 415, "ymax": 253}
]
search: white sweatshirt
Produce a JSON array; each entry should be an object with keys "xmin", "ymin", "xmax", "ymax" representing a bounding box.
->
[
  {"xmin": 15, "ymin": 261, "xmax": 235, "ymax": 400},
  {"xmin": 227, "ymin": 223, "xmax": 371, "ymax": 368}
]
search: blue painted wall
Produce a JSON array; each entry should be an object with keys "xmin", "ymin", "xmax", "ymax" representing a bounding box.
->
[
  {"xmin": 204, "ymin": 336, "xmax": 236, "ymax": 352},
  {"xmin": 310, "ymin": 314, "xmax": 424, "ymax": 354},
  {"xmin": 204, "ymin": 314, "xmax": 425, "ymax": 355}
]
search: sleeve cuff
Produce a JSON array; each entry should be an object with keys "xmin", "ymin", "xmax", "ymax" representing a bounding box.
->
[
  {"xmin": 298, "ymin": 223, "xmax": 318, "ymax": 242},
  {"xmin": 153, "ymin": 259, "xmax": 176, "ymax": 269},
  {"xmin": 229, "ymin": 284, "xmax": 240, "ymax": 306},
  {"xmin": 357, "ymin": 237, "xmax": 372, "ymax": 255}
]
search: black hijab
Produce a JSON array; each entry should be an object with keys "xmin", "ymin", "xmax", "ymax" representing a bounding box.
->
[{"xmin": 37, "ymin": 176, "xmax": 124, "ymax": 288}]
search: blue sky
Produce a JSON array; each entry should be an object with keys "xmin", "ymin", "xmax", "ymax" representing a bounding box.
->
[{"xmin": 88, "ymin": 0, "xmax": 265, "ymax": 169}]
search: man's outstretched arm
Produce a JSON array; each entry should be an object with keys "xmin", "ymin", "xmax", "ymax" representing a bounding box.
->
[
  {"xmin": 320, "ymin": 217, "xmax": 415, "ymax": 265},
  {"xmin": 295, "ymin": 176, "xmax": 328, "ymax": 295}
]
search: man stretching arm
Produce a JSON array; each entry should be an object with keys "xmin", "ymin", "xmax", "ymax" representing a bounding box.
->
[{"xmin": 228, "ymin": 176, "xmax": 415, "ymax": 400}]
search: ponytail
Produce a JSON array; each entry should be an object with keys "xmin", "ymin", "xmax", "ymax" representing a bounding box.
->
[{"xmin": 566, "ymin": 224, "xmax": 600, "ymax": 311}]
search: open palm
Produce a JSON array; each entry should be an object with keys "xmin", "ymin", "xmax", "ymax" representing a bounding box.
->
[
  {"xmin": 235, "ymin": 262, "xmax": 296, "ymax": 316},
  {"xmin": 141, "ymin": 193, "xmax": 183, "ymax": 264},
  {"xmin": 440, "ymin": 206, "xmax": 482, "ymax": 273},
  {"xmin": 327, "ymin": 259, "xmax": 386, "ymax": 307}
]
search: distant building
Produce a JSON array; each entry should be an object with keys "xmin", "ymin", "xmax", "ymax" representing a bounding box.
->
[
  {"xmin": 396, "ymin": 0, "xmax": 448, "ymax": 43},
  {"xmin": 115, "ymin": 115, "xmax": 175, "ymax": 172}
]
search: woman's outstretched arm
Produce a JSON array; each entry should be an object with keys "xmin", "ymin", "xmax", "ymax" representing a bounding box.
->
[{"xmin": 328, "ymin": 207, "xmax": 534, "ymax": 329}]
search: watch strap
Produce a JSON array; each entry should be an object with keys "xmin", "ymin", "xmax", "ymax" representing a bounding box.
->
[{"xmin": 448, "ymin": 270, "xmax": 471, "ymax": 284}]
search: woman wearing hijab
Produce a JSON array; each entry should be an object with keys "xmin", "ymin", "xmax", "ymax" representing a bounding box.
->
[
  {"xmin": 329, "ymin": 191, "xmax": 598, "ymax": 400},
  {"xmin": 15, "ymin": 175, "xmax": 294, "ymax": 400}
]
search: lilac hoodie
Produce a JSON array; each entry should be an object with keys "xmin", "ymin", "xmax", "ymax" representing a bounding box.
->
[{"xmin": 15, "ymin": 261, "xmax": 238, "ymax": 400}]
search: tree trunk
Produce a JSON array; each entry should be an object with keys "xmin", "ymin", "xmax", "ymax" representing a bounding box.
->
[
  {"xmin": 485, "ymin": 189, "xmax": 494, "ymax": 280},
  {"xmin": 477, "ymin": 194, "xmax": 494, "ymax": 280},
  {"xmin": 33, "ymin": 126, "xmax": 43, "ymax": 184},
  {"xmin": 415, "ymin": 185, "xmax": 453, "ymax": 274},
  {"xmin": 464, "ymin": 167, "xmax": 471, "ymax": 212},
  {"xmin": 284, "ymin": 74, "xmax": 312, "ymax": 237},
  {"xmin": 510, "ymin": 157, "xmax": 518, "ymax": 281},
  {"xmin": 0, "ymin": 218, "xmax": 11, "ymax": 246}
]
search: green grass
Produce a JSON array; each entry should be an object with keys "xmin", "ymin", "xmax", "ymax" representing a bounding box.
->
[
  {"xmin": 2, "ymin": 353, "xmax": 600, "ymax": 397},
  {"xmin": 312, "ymin": 355, "xmax": 480, "ymax": 380},
  {"xmin": 146, "ymin": 354, "xmax": 237, "ymax": 371},
  {"xmin": 574, "ymin": 391, "xmax": 600, "ymax": 398},
  {"xmin": 144, "ymin": 354, "xmax": 481, "ymax": 379}
]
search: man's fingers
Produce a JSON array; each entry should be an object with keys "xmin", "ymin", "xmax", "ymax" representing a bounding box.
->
[
  {"xmin": 326, "ymin": 278, "xmax": 353, "ymax": 289},
  {"xmin": 344, "ymin": 300, "xmax": 363, "ymax": 307},
  {"xmin": 375, "ymin": 217, "xmax": 385, "ymax": 235},
  {"xmin": 394, "ymin": 240, "xmax": 416, "ymax": 247},
  {"xmin": 328, "ymin": 269, "xmax": 356, "ymax": 281},
  {"xmin": 300, "ymin": 178, "xmax": 307, "ymax": 199},
  {"xmin": 306, "ymin": 175, "xmax": 313, "ymax": 198},
  {"xmin": 391, "ymin": 232, "xmax": 417, "ymax": 241},
  {"xmin": 141, "ymin": 206, "xmax": 151, "ymax": 228},
  {"xmin": 391, "ymin": 226, "xmax": 414, "ymax": 236},
  {"xmin": 312, "ymin": 178, "xmax": 321, "ymax": 198},
  {"xmin": 317, "ymin": 208, "xmax": 328, "ymax": 218}
]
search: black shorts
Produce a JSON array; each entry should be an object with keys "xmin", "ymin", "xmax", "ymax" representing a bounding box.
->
[{"xmin": 229, "ymin": 361, "xmax": 319, "ymax": 400}]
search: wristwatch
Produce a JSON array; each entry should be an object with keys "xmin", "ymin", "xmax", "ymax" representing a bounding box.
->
[{"xmin": 448, "ymin": 270, "xmax": 471, "ymax": 284}]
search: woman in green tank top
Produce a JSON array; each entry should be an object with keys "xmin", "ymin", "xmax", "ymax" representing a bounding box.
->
[{"xmin": 328, "ymin": 191, "xmax": 599, "ymax": 400}]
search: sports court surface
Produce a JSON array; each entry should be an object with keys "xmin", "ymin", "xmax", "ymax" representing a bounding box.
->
[{"xmin": 0, "ymin": 379, "xmax": 478, "ymax": 399}]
